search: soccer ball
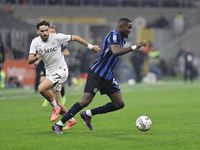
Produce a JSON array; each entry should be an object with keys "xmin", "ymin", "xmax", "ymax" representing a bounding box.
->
[{"xmin": 136, "ymin": 116, "xmax": 152, "ymax": 132}]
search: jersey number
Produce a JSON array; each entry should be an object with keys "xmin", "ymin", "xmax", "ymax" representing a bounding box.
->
[{"xmin": 52, "ymin": 73, "xmax": 61, "ymax": 79}]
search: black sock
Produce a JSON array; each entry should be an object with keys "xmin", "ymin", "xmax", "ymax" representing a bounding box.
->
[
  {"xmin": 61, "ymin": 86, "xmax": 65, "ymax": 97},
  {"xmin": 91, "ymin": 102, "xmax": 117, "ymax": 116},
  {"xmin": 61, "ymin": 102, "xmax": 83, "ymax": 123}
]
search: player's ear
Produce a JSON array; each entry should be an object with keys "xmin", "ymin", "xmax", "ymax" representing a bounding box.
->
[
  {"xmin": 119, "ymin": 23, "xmax": 124, "ymax": 28},
  {"xmin": 36, "ymin": 30, "xmax": 39, "ymax": 35}
]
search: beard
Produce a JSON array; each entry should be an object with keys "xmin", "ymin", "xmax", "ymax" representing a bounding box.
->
[{"xmin": 41, "ymin": 35, "xmax": 48, "ymax": 42}]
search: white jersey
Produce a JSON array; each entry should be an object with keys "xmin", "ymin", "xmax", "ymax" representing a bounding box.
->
[{"xmin": 29, "ymin": 33, "xmax": 71, "ymax": 74}]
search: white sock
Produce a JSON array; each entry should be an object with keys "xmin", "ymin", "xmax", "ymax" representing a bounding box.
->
[
  {"xmin": 56, "ymin": 120, "xmax": 64, "ymax": 126},
  {"xmin": 68, "ymin": 117, "xmax": 74, "ymax": 122},
  {"xmin": 50, "ymin": 99, "xmax": 58, "ymax": 109},
  {"xmin": 86, "ymin": 110, "xmax": 92, "ymax": 117}
]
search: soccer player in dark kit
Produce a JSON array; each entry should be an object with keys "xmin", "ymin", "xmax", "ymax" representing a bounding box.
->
[{"xmin": 52, "ymin": 18, "xmax": 146, "ymax": 134}]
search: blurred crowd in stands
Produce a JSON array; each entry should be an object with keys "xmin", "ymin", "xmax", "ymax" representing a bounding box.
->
[
  {"xmin": 2, "ymin": 0, "xmax": 196, "ymax": 7},
  {"xmin": 0, "ymin": 0, "xmax": 198, "ymax": 89},
  {"xmin": 128, "ymin": 41, "xmax": 198, "ymax": 84},
  {"xmin": 4, "ymin": 45, "xmax": 25, "ymax": 60},
  {"xmin": 0, "ymin": 35, "xmax": 25, "ymax": 89},
  {"xmin": 0, "ymin": 34, "xmax": 198, "ymax": 89}
]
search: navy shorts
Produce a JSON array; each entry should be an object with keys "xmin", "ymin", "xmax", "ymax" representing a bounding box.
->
[{"xmin": 84, "ymin": 70, "xmax": 120, "ymax": 96}]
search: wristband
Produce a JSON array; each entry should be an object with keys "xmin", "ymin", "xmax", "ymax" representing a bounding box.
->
[
  {"xmin": 87, "ymin": 44, "xmax": 93, "ymax": 50},
  {"xmin": 131, "ymin": 45, "xmax": 137, "ymax": 51}
]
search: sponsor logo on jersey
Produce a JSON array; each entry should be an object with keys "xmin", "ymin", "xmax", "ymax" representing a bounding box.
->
[
  {"xmin": 40, "ymin": 47, "xmax": 57, "ymax": 54},
  {"xmin": 113, "ymin": 35, "xmax": 117, "ymax": 41},
  {"xmin": 38, "ymin": 49, "xmax": 43, "ymax": 54}
]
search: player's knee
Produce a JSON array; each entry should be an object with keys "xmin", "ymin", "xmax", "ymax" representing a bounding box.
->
[
  {"xmin": 79, "ymin": 99, "xmax": 91, "ymax": 107},
  {"xmin": 38, "ymin": 85, "xmax": 45, "ymax": 93},
  {"xmin": 115, "ymin": 102, "xmax": 125, "ymax": 109},
  {"xmin": 79, "ymin": 94, "xmax": 93, "ymax": 107},
  {"xmin": 119, "ymin": 102, "xmax": 125, "ymax": 109},
  {"xmin": 79, "ymin": 101, "xmax": 89, "ymax": 107}
]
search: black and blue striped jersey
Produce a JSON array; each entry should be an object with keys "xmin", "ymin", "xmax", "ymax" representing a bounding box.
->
[{"xmin": 90, "ymin": 29, "xmax": 125, "ymax": 80}]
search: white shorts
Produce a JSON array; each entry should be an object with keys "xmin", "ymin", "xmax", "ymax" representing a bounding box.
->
[{"xmin": 46, "ymin": 66, "xmax": 68, "ymax": 92}]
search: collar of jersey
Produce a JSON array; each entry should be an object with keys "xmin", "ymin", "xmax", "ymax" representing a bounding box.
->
[{"xmin": 114, "ymin": 29, "xmax": 123, "ymax": 40}]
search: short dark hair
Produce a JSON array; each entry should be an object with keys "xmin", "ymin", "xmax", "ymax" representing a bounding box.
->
[
  {"xmin": 118, "ymin": 18, "xmax": 132, "ymax": 24},
  {"xmin": 49, "ymin": 25, "xmax": 57, "ymax": 32},
  {"xmin": 36, "ymin": 19, "xmax": 50, "ymax": 30}
]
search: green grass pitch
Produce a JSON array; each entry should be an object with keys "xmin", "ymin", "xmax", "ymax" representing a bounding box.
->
[{"xmin": 0, "ymin": 77, "xmax": 200, "ymax": 150}]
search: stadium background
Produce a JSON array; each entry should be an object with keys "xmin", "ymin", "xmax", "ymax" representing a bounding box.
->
[
  {"xmin": 0, "ymin": 0, "xmax": 200, "ymax": 86},
  {"xmin": 1, "ymin": 2, "xmax": 200, "ymax": 150}
]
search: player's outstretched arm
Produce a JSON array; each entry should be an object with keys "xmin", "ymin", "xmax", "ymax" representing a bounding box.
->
[
  {"xmin": 71, "ymin": 35, "xmax": 100, "ymax": 52},
  {"xmin": 111, "ymin": 41, "xmax": 146, "ymax": 56}
]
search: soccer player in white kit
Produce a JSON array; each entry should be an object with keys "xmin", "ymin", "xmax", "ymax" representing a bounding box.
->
[{"xmin": 28, "ymin": 20, "xmax": 100, "ymax": 124}]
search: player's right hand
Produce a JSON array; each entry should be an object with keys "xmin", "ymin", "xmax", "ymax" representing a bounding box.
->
[{"xmin": 36, "ymin": 52, "xmax": 42, "ymax": 59}]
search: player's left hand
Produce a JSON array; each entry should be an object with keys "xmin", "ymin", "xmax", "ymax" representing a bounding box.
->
[
  {"xmin": 137, "ymin": 41, "xmax": 147, "ymax": 49},
  {"xmin": 91, "ymin": 45, "xmax": 101, "ymax": 52}
]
